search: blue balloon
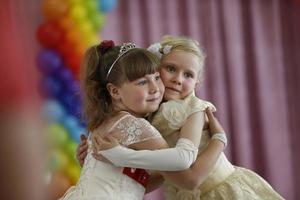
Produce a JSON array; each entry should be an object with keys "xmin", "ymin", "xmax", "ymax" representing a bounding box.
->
[
  {"xmin": 43, "ymin": 100, "xmax": 66, "ymax": 123},
  {"xmin": 41, "ymin": 76, "xmax": 62, "ymax": 97},
  {"xmin": 62, "ymin": 115, "xmax": 83, "ymax": 143},
  {"xmin": 37, "ymin": 49, "xmax": 62, "ymax": 75},
  {"xmin": 99, "ymin": 0, "xmax": 118, "ymax": 12},
  {"xmin": 66, "ymin": 80, "xmax": 80, "ymax": 94},
  {"xmin": 59, "ymin": 92, "xmax": 81, "ymax": 116},
  {"xmin": 70, "ymin": 126, "xmax": 85, "ymax": 143},
  {"xmin": 63, "ymin": 115, "xmax": 78, "ymax": 132}
]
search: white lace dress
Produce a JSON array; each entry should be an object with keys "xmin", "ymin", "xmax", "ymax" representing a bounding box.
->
[
  {"xmin": 59, "ymin": 112, "xmax": 162, "ymax": 200},
  {"xmin": 151, "ymin": 92, "xmax": 284, "ymax": 200}
]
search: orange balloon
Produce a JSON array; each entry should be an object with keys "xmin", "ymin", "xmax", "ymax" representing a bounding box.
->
[
  {"xmin": 59, "ymin": 15, "xmax": 76, "ymax": 31},
  {"xmin": 74, "ymin": 43, "xmax": 87, "ymax": 58},
  {"xmin": 43, "ymin": 0, "xmax": 69, "ymax": 20},
  {"xmin": 48, "ymin": 172, "xmax": 72, "ymax": 200},
  {"xmin": 65, "ymin": 29, "xmax": 82, "ymax": 45}
]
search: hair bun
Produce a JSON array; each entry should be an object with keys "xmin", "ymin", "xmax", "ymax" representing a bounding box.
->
[{"xmin": 98, "ymin": 40, "xmax": 115, "ymax": 55}]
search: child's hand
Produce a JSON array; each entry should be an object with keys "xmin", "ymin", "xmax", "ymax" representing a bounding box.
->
[
  {"xmin": 205, "ymin": 108, "xmax": 225, "ymax": 135},
  {"xmin": 76, "ymin": 134, "xmax": 88, "ymax": 167}
]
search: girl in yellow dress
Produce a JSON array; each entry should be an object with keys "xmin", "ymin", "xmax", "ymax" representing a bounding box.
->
[{"xmin": 79, "ymin": 36, "xmax": 284, "ymax": 200}]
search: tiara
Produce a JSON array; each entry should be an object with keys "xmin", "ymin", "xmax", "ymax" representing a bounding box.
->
[{"xmin": 106, "ymin": 42, "xmax": 137, "ymax": 78}]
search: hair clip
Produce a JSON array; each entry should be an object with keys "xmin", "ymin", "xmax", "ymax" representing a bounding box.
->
[{"xmin": 98, "ymin": 40, "xmax": 115, "ymax": 55}]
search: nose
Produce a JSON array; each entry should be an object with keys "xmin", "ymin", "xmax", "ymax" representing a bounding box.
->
[
  {"xmin": 149, "ymin": 80, "xmax": 158, "ymax": 94},
  {"xmin": 171, "ymin": 73, "xmax": 183, "ymax": 85}
]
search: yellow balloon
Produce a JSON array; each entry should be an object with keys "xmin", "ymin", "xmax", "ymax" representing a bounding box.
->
[
  {"xmin": 77, "ymin": 21, "xmax": 95, "ymax": 36},
  {"xmin": 83, "ymin": 34, "xmax": 100, "ymax": 46},
  {"xmin": 49, "ymin": 149, "xmax": 70, "ymax": 171},
  {"xmin": 65, "ymin": 164, "xmax": 81, "ymax": 184},
  {"xmin": 69, "ymin": 3, "xmax": 87, "ymax": 23},
  {"xmin": 64, "ymin": 0, "xmax": 82, "ymax": 5}
]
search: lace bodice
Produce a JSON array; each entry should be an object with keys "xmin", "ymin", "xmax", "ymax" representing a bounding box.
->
[{"xmin": 60, "ymin": 112, "xmax": 162, "ymax": 200}]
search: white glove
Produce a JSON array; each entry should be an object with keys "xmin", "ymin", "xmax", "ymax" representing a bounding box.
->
[{"xmin": 100, "ymin": 138, "xmax": 198, "ymax": 171}]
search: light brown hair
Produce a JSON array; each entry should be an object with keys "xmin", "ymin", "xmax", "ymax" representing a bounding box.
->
[{"xmin": 80, "ymin": 45, "xmax": 160, "ymax": 131}]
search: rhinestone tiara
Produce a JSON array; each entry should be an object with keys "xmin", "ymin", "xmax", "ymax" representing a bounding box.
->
[{"xmin": 106, "ymin": 42, "xmax": 137, "ymax": 78}]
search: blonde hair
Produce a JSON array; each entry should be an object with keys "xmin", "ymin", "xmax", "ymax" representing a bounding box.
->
[
  {"xmin": 160, "ymin": 35, "xmax": 206, "ymax": 82},
  {"xmin": 81, "ymin": 45, "xmax": 160, "ymax": 132}
]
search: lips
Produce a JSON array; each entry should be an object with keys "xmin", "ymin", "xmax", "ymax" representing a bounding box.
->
[
  {"xmin": 165, "ymin": 87, "xmax": 180, "ymax": 93},
  {"xmin": 147, "ymin": 96, "xmax": 161, "ymax": 102}
]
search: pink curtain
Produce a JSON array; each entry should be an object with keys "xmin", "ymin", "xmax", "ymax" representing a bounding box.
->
[{"xmin": 102, "ymin": 0, "xmax": 300, "ymax": 199}]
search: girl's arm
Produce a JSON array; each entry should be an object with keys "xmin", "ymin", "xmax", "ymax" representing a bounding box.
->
[
  {"xmin": 98, "ymin": 111, "xmax": 204, "ymax": 170},
  {"xmin": 160, "ymin": 109, "xmax": 225, "ymax": 190},
  {"xmin": 96, "ymin": 136, "xmax": 198, "ymax": 171},
  {"xmin": 94, "ymin": 109, "xmax": 225, "ymax": 190}
]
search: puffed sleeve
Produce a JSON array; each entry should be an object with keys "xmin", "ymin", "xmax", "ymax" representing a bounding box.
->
[{"xmin": 114, "ymin": 115, "xmax": 162, "ymax": 146}]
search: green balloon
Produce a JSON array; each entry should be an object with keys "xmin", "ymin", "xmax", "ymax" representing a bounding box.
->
[
  {"xmin": 90, "ymin": 12, "xmax": 106, "ymax": 31},
  {"xmin": 64, "ymin": 140, "xmax": 78, "ymax": 158},
  {"xmin": 85, "ymin": 0, "xmax": 99, "ymax": 13},
  {"xmin": 46, "ymin": 124, "xmax": 69, "ymax": 148}
]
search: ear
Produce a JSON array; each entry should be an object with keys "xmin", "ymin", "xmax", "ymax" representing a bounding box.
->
[
  {"xmin": 106, "ymin": 83, "xmax": 121, "ymax": 100},
  {"xmin": 195, "ymin": 79, "xmax": 200, "ymax": 88}
]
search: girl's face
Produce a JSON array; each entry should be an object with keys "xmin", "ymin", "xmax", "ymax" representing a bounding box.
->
[
  {"xmin": 160, "ymin": 51, "xmax": 201, "ymax": 100},
  {"xmin": 116, "ymin": 72, "xmax": 165, "ymax": 117}
]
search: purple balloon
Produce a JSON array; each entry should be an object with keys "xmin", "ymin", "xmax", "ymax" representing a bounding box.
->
[
  {"xmin": 41, "ymin": 76, "xmax": 62, "ymax": 97},
  {"xmin": 55, "ymin": 67, "xmax": 73, "ymax": 84},
  {"xmin": 37, "ymin": 49, "xmax": 63, "ymax": 75}
]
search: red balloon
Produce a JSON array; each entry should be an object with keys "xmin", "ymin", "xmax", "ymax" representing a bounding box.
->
[
  {"xmin": 65, "ymin": 54, "xmax": 81, "ymax": 77},
  {"xmin": 57, "ymin": 41, "xmax": 74, "ymax": 58},
  {"xmin": 43, "ymin": 0, "xmax": 69, "ymax": 20},
  {"xmin": 37, "ymin": 22, "xmax": 64, "ymax": 48}
]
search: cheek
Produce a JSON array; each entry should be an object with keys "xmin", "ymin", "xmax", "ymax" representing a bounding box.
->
[
  {"xmin": 182, "ymin": 81, "xmax": 196, "ymax": 92},
  {"xmin": 158, "ymin": 82, "xmax": 165, "ymax": 94},
  {"xmin": 160, "ymin": 71, "xmax": 170, "ymax": 84},
  {"xmin": 132, "ymin": 90, "xmax": 147, "ymax": 103}
]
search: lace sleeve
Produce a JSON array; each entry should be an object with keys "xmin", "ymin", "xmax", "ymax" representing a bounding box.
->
[{"xmin": 114, "ymin": 115, "xmax": 162, "ymax": 146}]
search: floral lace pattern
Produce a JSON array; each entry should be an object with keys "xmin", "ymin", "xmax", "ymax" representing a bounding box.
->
[
  {"xmin": 60, "ymin": 113, "xmax": 162, "ymax": 200},
  {"xmin": 115, "ymin": 114, "xmax": 162, "ymax": 146}
]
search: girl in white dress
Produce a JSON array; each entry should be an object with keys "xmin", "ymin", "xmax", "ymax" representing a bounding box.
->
[
  {"xmin": 91, "ymin": 36, "xmax": 284, "ymax": 200},
  {"xmin": 60, "ymin": 40, "xmax": 225, "ymax": 200}
]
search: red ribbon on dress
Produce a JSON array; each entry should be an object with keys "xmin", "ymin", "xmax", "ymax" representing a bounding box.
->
[{"xmin": 122, "ymin": 167, "xmax": 150, "ymax": 188}]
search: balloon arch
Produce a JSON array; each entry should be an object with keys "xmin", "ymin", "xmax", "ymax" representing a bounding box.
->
[{"xmin": 35, "ymin": 0, "xmax": 118, "ymax": 198}]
